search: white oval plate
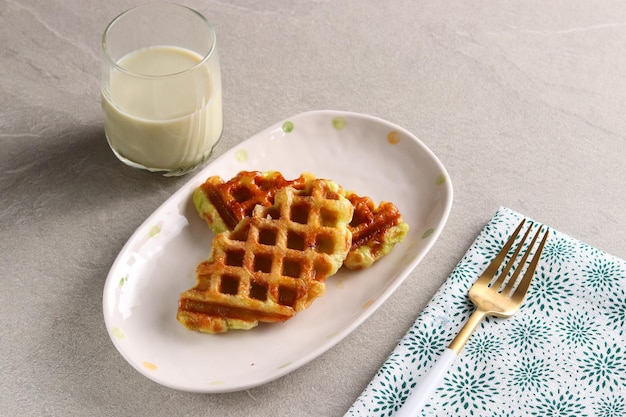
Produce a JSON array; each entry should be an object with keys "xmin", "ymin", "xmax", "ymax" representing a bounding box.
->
[{"xmin": 103, "ymin": 110, "xmax": 453, "ymax": 393}]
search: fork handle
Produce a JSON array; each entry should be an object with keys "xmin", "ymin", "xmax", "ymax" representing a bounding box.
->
[
  {"xmin": 393, "ymin": 348, "xmax": 457, "ymax": 417},
  {"xmin": 394, "ymin": 309, "xmax": 487, "ymax": 416}
]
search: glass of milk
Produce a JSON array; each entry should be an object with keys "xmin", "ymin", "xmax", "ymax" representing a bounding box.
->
[{"xmin": 101, "ymin": 4, "xmax": 222, "ymax": 176}]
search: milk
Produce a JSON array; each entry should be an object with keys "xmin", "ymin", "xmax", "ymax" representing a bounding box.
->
[{"xmin": 102, "ymin": 45, "xmax": 222, "ymax": 173}]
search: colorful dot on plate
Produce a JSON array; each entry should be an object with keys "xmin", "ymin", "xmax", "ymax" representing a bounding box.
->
[
  {"xmin": 119, "ymin": 275, "xmax": 128, "ymax": 286},
  {"xmin": 149, "ymin": 225, "xmax": 161, "ymax": 238},
  {"xmin": 422, "ymin": 228, "xmax": 434, "ymax": 239},
  {"xmin": 282, "ymin": 121, "xmax": 294, "ymax": 133},
  {"xmin": 111, "ymin": 327, "xmax": 125, "ymax": 339},
  {"xmin": 143, "ymin": 361, "xmax": 157, "ymax": 371},
  {"xmin": 332, "ymin": 116, "xmax": 347, "ymax": 130},
  {"xmin": 361, "ymin": 299, "xmax": 375, "ymax": 309},
  {"xmin": 235, "ymin": 148, "xmax": 248, "ymax": 162},
  {"xmin": 209, "ymin": 381, "xmax": 225, "ymax": 385},
  {"xmin": 334, "ymin": 278, "xmax": 346, "ymax": 289},
  {"xmin": 387, "ymin": 131, "xmax": 401, "ymax": 144},
  {"xmin": 278, "ymin": 362, "xmax": 292, "ymax": 369},
  {"xmin": 436, "ymin": 174, "xmax": 447, "ymax": 185}
]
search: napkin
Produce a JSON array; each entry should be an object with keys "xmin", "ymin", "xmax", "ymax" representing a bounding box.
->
[{"xmin": 345, "ymin": 207, "xmax": 626, "ymax": 417}]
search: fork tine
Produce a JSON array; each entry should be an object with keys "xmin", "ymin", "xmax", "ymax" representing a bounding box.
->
[
  {"xmin": 511, "ymin": 227, "xmax": 549, "ymax": 302},
  {"xmin": 475, "ymin": 219, "xmax": 526, "ymax": 286},
  {"xmin": 500, "ymin": 223, "xmax": 541, "ymax": 294},
  {"xmin": 491, "ymin": 221, "xmax": 534, "ymax": 291}
]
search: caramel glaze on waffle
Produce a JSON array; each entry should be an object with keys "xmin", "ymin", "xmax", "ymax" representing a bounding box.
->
[
  {"xmin": 178, "ymin": 179, "xmax": 354, "ymax": 333},
  {"xmin": 193, "ymin": 171, "xmax": 312, "ymax": 234},
  {"xmin": 343, "ymin": 192, "xmax": 409, "ymax": 270},
  {"xmin": 193, "ymin": 171, "xmax": 409, "ymax": 270}
]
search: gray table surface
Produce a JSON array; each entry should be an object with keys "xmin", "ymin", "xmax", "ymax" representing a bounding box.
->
[{"xmin": 2, "ymin": 1, "xmax": 625, "ymax": 416}]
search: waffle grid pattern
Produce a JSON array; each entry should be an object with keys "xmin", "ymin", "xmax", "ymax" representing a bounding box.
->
[{"xmin": 178, "ymin": 179, "xmax": 353, "ymax": 333}]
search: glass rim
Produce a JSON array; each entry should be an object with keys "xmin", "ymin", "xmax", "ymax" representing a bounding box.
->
[{"xmin": 101, "ymin": 3, "xmax": 217, "ymax": 78}]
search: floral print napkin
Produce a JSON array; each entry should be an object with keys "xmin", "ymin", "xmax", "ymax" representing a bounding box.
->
[{"xmin": 345, "ymin": 207, "xmax": 626, "ymax": 417}]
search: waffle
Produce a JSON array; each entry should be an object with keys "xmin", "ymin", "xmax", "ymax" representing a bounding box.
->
[
  {"xmin": 343, "ymin": 192, "xmax": 409, "ymax": 270},
  {"xmin": 193, "ymin": 171, "xmax": 408, "ymax": 269},
  {"xmin": 177, "ymin": 178, "xmax": 354, "ymax": 333},
  {"xmin": 193, "ymin": 171, "xmax": 313, "ymax": 234}
]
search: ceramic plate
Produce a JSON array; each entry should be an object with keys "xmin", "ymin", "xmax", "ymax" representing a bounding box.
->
[{"xmin": 102, "ymin": 110, "xmax": 453, "ymax": 393}]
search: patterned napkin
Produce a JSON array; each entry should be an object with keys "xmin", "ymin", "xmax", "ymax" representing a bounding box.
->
[{"xmin": 345, "ymin": 207, "xmax": 626, "ymax": 417}]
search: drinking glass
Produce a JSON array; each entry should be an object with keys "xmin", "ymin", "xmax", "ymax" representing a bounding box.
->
[{"xmin": 101, "ymin": 4, "xmax": 222, "ymax": 176}]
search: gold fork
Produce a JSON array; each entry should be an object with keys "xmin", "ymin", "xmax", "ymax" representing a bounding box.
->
[{"xmin": 395, "ymin": 219, "xmax": 549, "ymax": 416}]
